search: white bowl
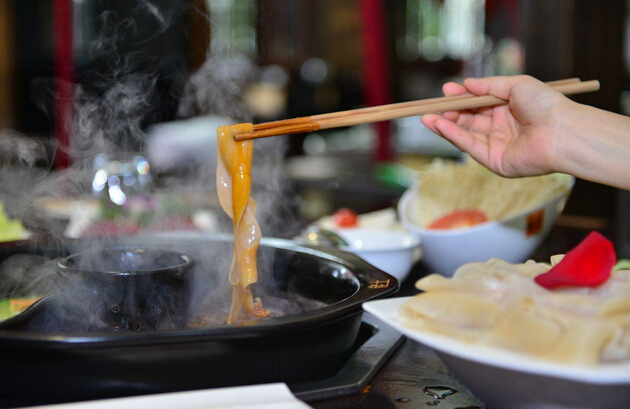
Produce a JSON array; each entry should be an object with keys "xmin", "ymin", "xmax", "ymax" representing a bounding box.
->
[
  {"xmin": 334, "ymin": 228, "xmax": 420, "ymax": 283},
  {"xmin": 397, "ymin": 177, "xmax": 574, "ymax": 276},
  {"xmin": 364, "ymin": 297, "xmax": 630, "ymax": 409}
]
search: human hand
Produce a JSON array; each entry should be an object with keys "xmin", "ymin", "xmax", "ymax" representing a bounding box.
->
[{"xmin": 421, "ymin": 75, "xmax": 575, "ymax": 177}]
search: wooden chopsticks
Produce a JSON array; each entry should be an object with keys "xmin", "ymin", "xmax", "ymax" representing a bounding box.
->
[{"xmin": 233, "ymin": 78, "xmax": 599, "ymax": 141}]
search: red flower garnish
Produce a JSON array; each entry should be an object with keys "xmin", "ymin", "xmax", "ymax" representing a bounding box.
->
[{"xmin": 535, "ymin": 231, "xmax": 616, "ymax": 289}]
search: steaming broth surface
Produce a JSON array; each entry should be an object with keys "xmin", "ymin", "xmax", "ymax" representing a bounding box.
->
[{"xmin": 217, "ymin": 124, "xmax": 269, "ymax": 323}]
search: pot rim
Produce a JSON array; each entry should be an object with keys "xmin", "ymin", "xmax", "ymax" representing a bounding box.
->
[{"xmin": 57, "ymin": 247, "xmax": 194, "ymax": 277}]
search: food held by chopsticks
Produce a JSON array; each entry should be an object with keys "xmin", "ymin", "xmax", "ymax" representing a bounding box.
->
[{"xmin": 216, "ymin": 124, "xmax": 269, "ymax": 324}]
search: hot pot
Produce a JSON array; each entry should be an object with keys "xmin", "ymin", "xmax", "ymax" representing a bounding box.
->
[
  {"xmin": 0, "ymin": 232, "xmax": 398, "ymax": 407},
  {"xmin": 57, "ymin": 248, "xmax": 194, "ymax": 332}
]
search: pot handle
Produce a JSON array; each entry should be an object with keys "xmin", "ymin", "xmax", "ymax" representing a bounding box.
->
[{"xmin": 57, "ymin": 257, "xmax": 73, "ymax": 275}]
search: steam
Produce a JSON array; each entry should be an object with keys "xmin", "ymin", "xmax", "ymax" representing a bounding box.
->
[
  {"xmin": 86, "ymin": 1, "xmax": 186, "ymax": 60},
  {"xmin": 0, "ymin": 255, "xmax": 60, "ymax": 300},
  {"xmin": 134, "ymin": 1, "xmax": 167, "ymax": 26},
  {"xmin": 73, "ymin": 74, "xmax": 158, "ymax": 156},
  {"xmin": 0, "ymin": 1, "xmax": 189, "ymax": 329},
  {"xmin": 0, "ymin": 129, "xmax": 48, "ymax": 167},
  {"xmin": 178, "ymin": 54, "xmax": 255, "ymax": 120},
  {"xmin": 0, "ymin": 0, "xmax": 309, "ymax": 332},
  {"xmin": 175, "ymin": 51, "xmax": 300, "ymax": 237},
  {"xmin": 88, "ymin": 11, "xmax": 137, "ymax": 57}
]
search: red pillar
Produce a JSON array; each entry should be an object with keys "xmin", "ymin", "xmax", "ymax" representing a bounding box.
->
[
  {"xmin": 53, "ymin": 0, "xmax": 74, "ymax": 169},
  {"xmin": 361, "ymin": 0, "xmax": 393, "ymax": 162}
]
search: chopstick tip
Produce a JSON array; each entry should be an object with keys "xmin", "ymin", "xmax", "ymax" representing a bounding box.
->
[{"xmin": 233, "ymin": 132, "xmax": 249, "ymax": 141}]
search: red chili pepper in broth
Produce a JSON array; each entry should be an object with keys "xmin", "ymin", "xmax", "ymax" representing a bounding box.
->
[{"xmin": 535, "ymin": 231, "xmax": 616, "ymax": 289}]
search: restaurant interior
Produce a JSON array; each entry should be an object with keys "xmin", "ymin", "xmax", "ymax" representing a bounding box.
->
[{"xmin": 0, "ymin": 1, "xmax": 629, "ymax": 408}]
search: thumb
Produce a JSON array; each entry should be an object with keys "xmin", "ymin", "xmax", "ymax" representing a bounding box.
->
[{"xmin": 463, "ymin": 75, "xmax": 542, "ymax": 100}]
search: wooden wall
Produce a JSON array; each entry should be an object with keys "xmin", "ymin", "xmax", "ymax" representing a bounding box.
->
[{"xmin": 522, "ymin": 0, "xmax": 627, "ymax": 243}]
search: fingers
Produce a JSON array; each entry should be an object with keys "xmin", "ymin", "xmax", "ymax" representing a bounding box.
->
[
  {"xmin": 431, "ymin": 118, "xmax": 491, "ymax": 169},
  {"xmin": 422, "ymin": 113, "xmax": 493, "ymax": 168},
  {"xmin": 421, "ymin": 114, "xmax": 442, "ymax": 134},
  {"xmin": 439, "ymin": 83, "xmax": 469, "ymax": 122},
  {"xmin": 442, "ymin": 81, "xmax": 468, "ymax": 96},
  {"xmin": 441, "ymin": 111, "xmax": 462, "ymax": 121},
  {"xmin": 463, "ymin": 75, "xmax": 542, "ymax": 99},
  {"xmin": 425, "ymin": 77, "xmax": 523, "ymax": 137},
  {"xmin": 441, "ymin": 81, "xmax": 493, "ymax": 121},
  {"xmin": 441, "ymin": 75, "xmax": 548, "ymax": 107},
  {"xmin": 423, "ymin": 110, "xmax": 493, "ymax": 135},
  {"xmin": 453, "ymin": 111, "xmax": 493, "ymax": 134}
]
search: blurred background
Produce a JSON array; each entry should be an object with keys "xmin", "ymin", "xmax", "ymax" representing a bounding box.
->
[{"xmin": 0, "ymin": 0, "xmax": 628, "ymax": 257}]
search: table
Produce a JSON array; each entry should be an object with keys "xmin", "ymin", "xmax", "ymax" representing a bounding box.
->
[
  {"xmin": 310, "ymin": 261, "xmax": 484, "ymax": 409},
  {"xmin": 310, "ymin": 225, "xmax": 593, "ymax": 409}
]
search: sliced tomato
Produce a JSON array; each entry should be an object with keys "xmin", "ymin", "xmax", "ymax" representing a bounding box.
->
[
  {"xmin": 333, "ymin": 208, "xmax": 359, "ymax": 228},
  {"xmin": 428, "ymin": 209, "xmax": 489, "ymax": 230}
]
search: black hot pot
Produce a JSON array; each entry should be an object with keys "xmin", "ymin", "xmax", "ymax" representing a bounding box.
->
[
  {"xmin": 0, "ymin": 232, "xmax": 398, "ymax": 407},
  {"xmin": 57, "ymin": 248, "xmax": 194, "ymax": 332}
]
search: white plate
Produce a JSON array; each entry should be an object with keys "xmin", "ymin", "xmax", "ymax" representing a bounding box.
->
[
  {"xmin": 364, "ymin": 297, "xmax": 630, "ymax": 409},
  {"xmin": 24, "ymin": 383, "xmax": 312, "ymax": 409}
]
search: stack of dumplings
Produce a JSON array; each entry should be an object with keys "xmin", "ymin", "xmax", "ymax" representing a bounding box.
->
[{"xmin": 400, "ymin": 257, "xmax": 630, "ymax": 366}]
